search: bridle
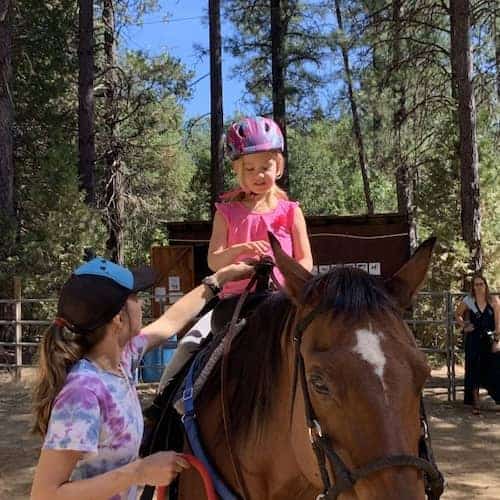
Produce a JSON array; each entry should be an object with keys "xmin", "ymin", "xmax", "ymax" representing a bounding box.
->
[
  {"xmin": 293, "ymin": 307, "xmax": 445, "ymax": 500},
  {"xmin": 220, "ymin": 258, "xmax": 444, "ymax": 500}
]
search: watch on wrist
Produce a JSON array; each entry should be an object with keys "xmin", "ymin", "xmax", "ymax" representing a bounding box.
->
[{"xmin": 202, "ymin": 274, "xmax": 221, "ymax": 296}]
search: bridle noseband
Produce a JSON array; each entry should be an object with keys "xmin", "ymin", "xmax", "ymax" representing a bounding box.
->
[{"xmin": 293, "ymin": 308, "xmax": 445, "ymax": 500}]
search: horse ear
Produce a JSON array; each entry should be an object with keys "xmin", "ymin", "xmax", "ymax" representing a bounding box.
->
[
  {"xmin": 385, "ymin": 237, "xmax": 436, "ymax": 309},
  {"xmin": 268, "ymin": 231, "xmax": 312, "ymax": 301}
]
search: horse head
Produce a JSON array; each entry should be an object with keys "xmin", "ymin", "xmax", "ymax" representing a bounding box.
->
[{"xmin": 270, "ymin": 234, "xmax": 436, "ymax": 500}]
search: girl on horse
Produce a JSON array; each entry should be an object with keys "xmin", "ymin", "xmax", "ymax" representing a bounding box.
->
[
  {"xmin": 158, "ymin": 116, "xmax": 313, "ymax": 391},
  {"xmin": 209, "ymin": 115, "xmax": 313, "ymax": 293},
  {"xmin": 31, "ymin": 257, "xmax": 253, "ymax": 499}
]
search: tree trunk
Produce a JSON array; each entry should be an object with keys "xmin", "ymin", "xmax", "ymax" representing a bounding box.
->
[
  {"xmin": 209, "ymin": 0, "xmax": 224, "ymax": 214},
  {"xmin": 450, "ymin": 0, "xmax": 482, "ymax": 272},
  {"xmin": 366, "ymin": 0, "xmax": 384, "ymax": 167},
  {"xmin": 78, "ymin": 0, "xmax": 96, "ymax": 206},
  {"xmin": 334, "ymin": 0, "xmax": 374, "ymax": 214},
  {"xmin": 0, "ymin": 0, "xmax": 14, "ymax": 218},
  {"xmin": 449, "ymin": 1, "xmax": 458, "ymax": 101},
  {"xmin": 494, "ymin": 3, "xmax": 500, "ymax": 99},
  {"xmin": 102, "ymin": 0, "xmax": 124, "ymax": 263},
  {"xmin": 391, "ymin": 0, "xmax": 416, "ymax": 250},
  {"xmin": 271, "ymin": 0, "xmax": 289, "ymax": 190},
  {"xmin": 371, "ymin": 46, "xmax": 382, "ymax": 163}
]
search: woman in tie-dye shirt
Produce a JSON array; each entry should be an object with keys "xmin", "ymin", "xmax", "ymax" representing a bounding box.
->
[{"xmin": 31, "ymin": 257, "xmax": 253, "ymax": 500}]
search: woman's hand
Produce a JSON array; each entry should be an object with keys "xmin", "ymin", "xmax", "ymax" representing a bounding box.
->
[
  {"xmin": 143, "ymin": 262, "xmax": 255, "ymax": 348},
  {"xmin": 463, "ymin": 321, "xmax": 474, "ymax": 333},
  {"xmin": 215, "ymin": 261, "xmax": 255, "ymax": 285},
  {"xmin": 136, "ymin": 451, "xmax": 190, "ymax": 486}
]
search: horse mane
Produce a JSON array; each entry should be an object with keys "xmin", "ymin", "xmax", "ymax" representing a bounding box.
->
[
  {"xmin": 302, "ymin": 266, "xmax": 399, "ymax": 319},
  {"xmin": 202, "ymin": 291, "xmax": 293, "ymax": 442},
  {"xmin": 202, "ymin": 266, "xmax": 400, "ymax": 442}
]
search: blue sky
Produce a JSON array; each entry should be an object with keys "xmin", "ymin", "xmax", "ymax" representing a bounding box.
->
[{"xmin": 121, "ymin": 0, "xmax": 250, "ymax": 119}]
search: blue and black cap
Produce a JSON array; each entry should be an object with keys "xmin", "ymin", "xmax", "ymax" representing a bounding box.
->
[{"xmin": 56, "ymin": 258, "xmax": 157, "ymax": 334}]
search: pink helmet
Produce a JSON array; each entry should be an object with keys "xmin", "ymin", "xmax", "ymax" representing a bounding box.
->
[{"xmin": 225, "ymin": 116, "xmax": 284, "ymax": 160}]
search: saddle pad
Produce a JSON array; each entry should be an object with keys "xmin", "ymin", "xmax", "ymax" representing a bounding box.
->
[
  {"xmin": 173, "ymin": 292, "xmax": 270, "ymax": 415},
  {"xmin": 173, "ymin": 319, "xmax": 248, "ymax": 415}
]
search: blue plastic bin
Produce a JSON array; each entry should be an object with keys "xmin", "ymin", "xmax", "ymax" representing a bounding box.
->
[{"xmin": 141, "ymin": 341, "xmax": 176, "ymax": 383}]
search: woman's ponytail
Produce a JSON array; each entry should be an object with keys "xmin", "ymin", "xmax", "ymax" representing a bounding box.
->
[{"xmin": 32, "ymin": 323, "xmax": 82, "ymax": 436}]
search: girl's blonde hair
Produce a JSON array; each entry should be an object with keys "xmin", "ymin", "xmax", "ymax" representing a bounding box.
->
[
  {"xmin": 225, "ymin": 151, "xmax": 288, "ymax": 202},
  {"xmin": 32, "ymin": 323, "xmax": 107, "ymax": 436}
]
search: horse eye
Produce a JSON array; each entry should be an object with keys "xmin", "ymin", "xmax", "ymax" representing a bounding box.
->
[{"xmin": 309, "ymin": 374, "xmax": 331, "ymax": 396}]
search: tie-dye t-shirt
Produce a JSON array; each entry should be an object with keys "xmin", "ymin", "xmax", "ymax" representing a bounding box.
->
[{"xmin": 43, "ymin": 334, "xmax": 149, "ymax": 500}]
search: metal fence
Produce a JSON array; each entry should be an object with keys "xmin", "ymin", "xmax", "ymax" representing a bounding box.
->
[{"xmin": 0, "ymin": 288, "xmax": 488, "ymax": 400}]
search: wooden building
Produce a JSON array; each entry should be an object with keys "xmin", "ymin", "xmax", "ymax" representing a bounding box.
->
[{"xmin": 150, "ymin": 213, "xmax": 410, "ymax": 312}]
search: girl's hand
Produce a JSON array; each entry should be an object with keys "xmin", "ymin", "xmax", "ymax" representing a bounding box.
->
[
  {"xmin": 240, "ymin": 240, "xmax": 270, "ymax": 257},
  {"xmin": 136, "ymin": 451, "xmax": 190, "ymax": 486}
]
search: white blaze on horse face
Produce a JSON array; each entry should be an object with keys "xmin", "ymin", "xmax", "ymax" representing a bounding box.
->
[{"xmin": 353, "ymin": 328, "xmax": 387, "ymax": 394}]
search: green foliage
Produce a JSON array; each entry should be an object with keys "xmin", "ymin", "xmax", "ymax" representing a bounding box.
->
[
  {"xmin": 477, "ymin": 109, "xmax": 500, "ymax": 289},
  {"xmin": 1, "ymin": 0, "xmax": 498, "ymax": 307},
  {"xmin": 0, "ymin": 144, "xmax": 107, "ymax": 297},
  {"xmin": 183, "ymin": 119, "xmax": 212, "ymax": 220},
  {"xmin": 288, "ymin": 118, "xmax": 364, "ymax": 214},
  {"xmin": 0, "ymin": 0, "xmax": 104, "ymax": 297},
  {"xmin": 223, "ymin": 0, "xmax": 329, "ymax": 119},
  {"xmin": 1, "ymin": 0, "xmax": 199, "ymax": 294},
  {"xmin": 108, "ymin": 50, "xmax": 196, "ymax": 264},
  {"xmin": 122, "ymin": 97, "xmax": 198, "ymax": 263}
]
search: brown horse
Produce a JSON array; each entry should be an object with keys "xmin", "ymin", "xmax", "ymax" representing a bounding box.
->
[{"xmin": 178, "ymin": 237, "xmax": 439, "ymax": 500}]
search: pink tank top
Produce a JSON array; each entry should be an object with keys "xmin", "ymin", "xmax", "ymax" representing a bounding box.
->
[{"xmin": 214, "ymin": 199, "xmax": 298, "ymax": 297}]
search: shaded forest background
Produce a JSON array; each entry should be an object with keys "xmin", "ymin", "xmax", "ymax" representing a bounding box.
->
[{"xmin": 0, "ymin": 0, "xmax": 498, "ymax": 300}]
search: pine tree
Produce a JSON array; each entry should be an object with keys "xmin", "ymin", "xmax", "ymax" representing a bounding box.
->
[
  {"xmin": 209, "ymin": 0, "xmax": 224, "ymax": 211},
  {"xmin": 333, "ymin": 0, "xmax": 374, "ymax": 214},
  {"xmin": 102, "ymin": 0, "xmax": 124, "ymax": 263},
  {"xmin": 78, "ymin": 0, "xmax": 96, "ymax": 205},
  {"xmin": 0, "ymin": 0, "xmax": 14, "ymax": 218},
  {"xmin": 450, "ymin": 0, "xmax": 482, "ymax": 271}
]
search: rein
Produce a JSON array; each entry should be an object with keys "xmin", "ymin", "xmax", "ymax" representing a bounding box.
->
[
  {"xmin": 220, "ymin": 257, "xmax": 276, "ymax": 500},
  {"xmin": 293, "ymin": 308, "xmax": 445, "ymax": 500},
  {"xmin": 220, "ymin": 273, "xmax": 257, "ymax": 500},
  {"xmin": 156, "ymin": 454, "xmax": 217, "ymax": 500}
]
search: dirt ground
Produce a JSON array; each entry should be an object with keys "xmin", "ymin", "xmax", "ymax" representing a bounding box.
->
[{"xmin": 1, "ymin": 367, "xmax": 499, "ymax": 500}]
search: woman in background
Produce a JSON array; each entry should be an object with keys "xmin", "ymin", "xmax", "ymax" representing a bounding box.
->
[{"xmin": 455, "ymin": 274, "xmax": 500, "ymax": 414}]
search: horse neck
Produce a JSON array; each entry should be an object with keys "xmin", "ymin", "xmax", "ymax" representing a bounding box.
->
[
  {"xmin": 198, "ymin": 306, "xmax": 317, "ymax": 498},
  {"xmin": 237, "ymin": 310, "xmax": 318, "ymax": 497}
]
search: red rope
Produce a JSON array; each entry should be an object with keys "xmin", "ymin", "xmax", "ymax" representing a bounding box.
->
[{"xmin": 156, "ymin": 453, "xmax": 217, "ymax": 500}]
